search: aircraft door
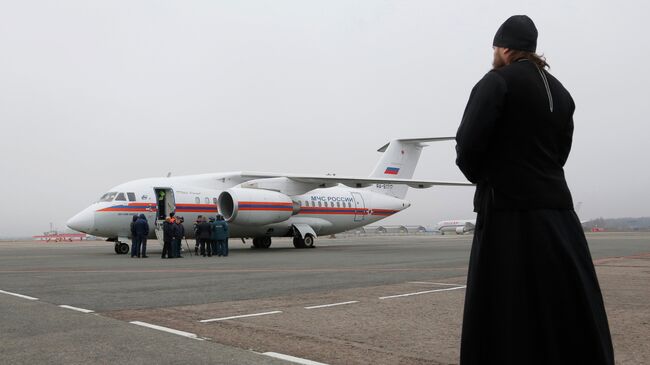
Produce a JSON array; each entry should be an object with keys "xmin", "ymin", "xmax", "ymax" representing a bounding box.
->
[
  {"xmin": 153, "ymin": 188, "xmax": 176, "ymax": 244},
  {"xmin": 351, "ymin": 192, "xmax": 366, "ymax": 222},
  {"xmin": 154, "ymin": 188, "xmax": 176, "ymax": 220}
]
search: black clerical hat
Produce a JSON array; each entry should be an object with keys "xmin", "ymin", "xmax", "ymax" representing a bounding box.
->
[{"xmin": 493, "ymin": 15, "xmax": 538, "ymax": 52}]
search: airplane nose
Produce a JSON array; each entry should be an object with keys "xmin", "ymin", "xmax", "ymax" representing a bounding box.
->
[{"xmin": 66, "ymin": 209, "xmax": 95, "ymax": 233}]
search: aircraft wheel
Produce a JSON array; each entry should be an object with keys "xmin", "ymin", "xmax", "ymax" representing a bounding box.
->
[
  {"xmin": 114, "ymin": 243, "xmax": 120, "ymax": 254},
  {"xmin": 293, "ymin": 236, "xmax": 306, "ymax": 248},
  {"xmin": 118, "ymin": 242, "xmax": 130, "ymax": 255},
  {"xmin": 304, "ymin": 234, "xmax": 315, "ymax": 248},
  {"xmin": 252, "ymin": 237, "xmax": 271, "ymax": 249}
]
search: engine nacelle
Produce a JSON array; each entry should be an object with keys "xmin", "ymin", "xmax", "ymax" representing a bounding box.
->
[
  {"xmin": 218, "ymin": 188, "xmax": 297, "ymax": 226},
  {"xmin": 455, "ymin": 226, "xmax": 466, "ymax": 234}
]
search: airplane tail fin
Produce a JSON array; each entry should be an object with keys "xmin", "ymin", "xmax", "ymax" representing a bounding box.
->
[{"xmin": 367, "ymin": 137, "xmax": 454, "ymax": 199}]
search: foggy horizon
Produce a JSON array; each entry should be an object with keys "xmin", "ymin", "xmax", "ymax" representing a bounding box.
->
[{"xmin": 1, "ymin": 1, "xmax": 649, "ymax": 237}]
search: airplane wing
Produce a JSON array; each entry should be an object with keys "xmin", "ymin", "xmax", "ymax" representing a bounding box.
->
[{"xmin": 240, "ymin": 172, "xmax": 474, "ymax": 189}]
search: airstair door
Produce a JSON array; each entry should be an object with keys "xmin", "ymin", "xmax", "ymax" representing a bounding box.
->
[
  {"xmin": 351, "ymin": 192, "xmax": 366, "ymax": 222},
  {"xmin": 153, "ymin": 188, "xmax": 176, "ymax": 244}
]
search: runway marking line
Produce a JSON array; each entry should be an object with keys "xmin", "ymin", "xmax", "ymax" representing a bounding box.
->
[
  {"xmin": 304, "ymin": 301, "xmax": 359, "ymax": 309},
  {"xmin": 200, "ymin": 310, "xmax": 283, "ymax": 323},
  {"xmin": 130, "ymin": 321, "xmax": 205, "ymax": 341},
  {"xmin": 379, "ymin": 285, "xmax": 466, "ymax": 300},
  {"xmin": 0, "ymin": 289, "xmax": 39, "ymax": 301},
  {"xmin": 59, "ymin": 305, "xmax": 94, "ymax": 313},
  {"xmin": 262, "ymin": 352, "xmax": 329, "ymax": 365},
  {"xmin": 408, "ymin": 281, "xmax": 465, "ymax": 286}
]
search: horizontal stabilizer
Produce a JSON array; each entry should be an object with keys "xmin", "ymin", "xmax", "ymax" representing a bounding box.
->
[{"xmin": 376, "ymin": 137, "xmax": 455, "ymax": 152}]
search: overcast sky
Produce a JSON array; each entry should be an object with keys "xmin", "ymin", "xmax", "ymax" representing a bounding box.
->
[{"xmin": 1, "ymin": 1, "xmax": 649, "ymax": 237}]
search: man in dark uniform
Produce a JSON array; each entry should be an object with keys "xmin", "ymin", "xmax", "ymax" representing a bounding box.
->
[
  {"xmin": 213, "ymin": 214, "xmax": 230, "ymax": 257},
  {"xmin": 161, "ymin": 217, "xmax": 174, "ymax": 259},
  {"xmin": 193, "ymin": 215, "xmax": 203, "ymax": 255},
  {"xmin": 196, "ymin": 216, "xmax": 212, "ymax": 257},
  {"xmin": 174, "ymin": 216, "xmax": 185, "ymax": 258},
  {"xmin": 130, "ymin": 215, "xmax": 139, "ymax": 258},
  {"xmin": 456, "ymin": 15, "xmax": 614, "ymax": 365},
  {"xmin": 134, "ymin": 214, "xmax": 149, "ymax": 258},
  {"xmin": 207, "ymin": 216, "xmax": 217, "ymax": 257}
]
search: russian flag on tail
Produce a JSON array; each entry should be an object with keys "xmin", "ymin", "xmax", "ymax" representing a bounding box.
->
[{"xmin": 384, "ymin": 167, "xmax": 400, "ymax": 175}]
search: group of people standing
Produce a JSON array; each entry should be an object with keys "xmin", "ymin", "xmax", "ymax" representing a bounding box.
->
[
  {"xmin": 161, "ymin": 213, "xmax": 185, "ymax": 259},
  {"xmin": 130, "ymin": 212, "xmax": 229, "ymax": 259},
  {"xmin": 194, "ymin": 215, "xmax": 230, "ymax": 257}
]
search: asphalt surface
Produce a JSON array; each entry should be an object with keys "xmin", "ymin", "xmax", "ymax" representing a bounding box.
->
[{"xmin": 1, "ymin": 233, "xmax": 649, "ymax": 364}]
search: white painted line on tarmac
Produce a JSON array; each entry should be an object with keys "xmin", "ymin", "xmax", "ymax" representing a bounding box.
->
[
  {"xmin": 0, "ymin": 289, "xmax": 39, "ymax": 301},
  {"xmin": 200, "ymin": 310, "xmax": 283, "ymax": 323},
  {"xmin": 304, "ymin": 301, "xmax": 359, "ymax": 309},
  {"xmin": 262, "ymin": 352, "xmax": 329, "ymax": 365},
  {"xmin": 130, "ymin": 321, "xmax": 205, "ymax": 340},
  {"xmin": 379, "ymin": 285, "xmax": 466, "ymax": 300},
  {"xmin": 408, "ymin": 281, "xmax": 465, "ymax": 286},
  {"xmin": 59, "ymin": 305, "xmax": 95, "ymax": 313}
]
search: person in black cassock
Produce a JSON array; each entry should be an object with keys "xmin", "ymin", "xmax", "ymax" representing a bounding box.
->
[{"xmin": 456, "ymin": 15, "xmax": 614, "ymax": 365}]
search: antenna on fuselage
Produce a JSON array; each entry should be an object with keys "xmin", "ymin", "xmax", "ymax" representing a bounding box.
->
[{"xmin": 166, "ymin": 172, "xmax": 172, "ymax": 177}]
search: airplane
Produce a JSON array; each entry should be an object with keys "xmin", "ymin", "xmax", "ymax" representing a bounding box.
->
[
  {"xmin": 434, "ymin": 219, "xmax": 476, "ymax": 235},
  {"xmin": 433, "ymin": 203, "xmax": 587, "ymax": 235},
  {"xmin": 67, "ymin": 137, "xmax": 474, "ymax": 254}
]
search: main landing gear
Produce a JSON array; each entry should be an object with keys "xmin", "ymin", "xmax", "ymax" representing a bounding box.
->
[
  {"xmin": 114, "ymin": 241, "xmax": 129, "ymax": 255},
  {"xmin": 251, "ymin": 234, "xmax": 316, "ymax": 249},
  {"xmin": 293, "ymin": 234, "xmax": 315, "ymax": 249},
  {"xmin": 252, "ymin": 237, "xmax": 272, "ymax": 249}
]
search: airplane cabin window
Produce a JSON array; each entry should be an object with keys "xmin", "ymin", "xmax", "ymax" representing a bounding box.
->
[
  {"xmin": 127, "ymin": 192, "xmax": 136, "ymax": 201},
  {"xmin": 318, "ymin": 201, "xmax": 322, "ymax": 207},
  {"xmin": 331, "ymin": 202, "xmax": 335, "ymax": 207},
  {"xmin": 213, "ymin": 198, "xmax": 217, "ymax": 205},
  {"xmin": 337, "ymin": 202, "xmax": 340, "ymax": 208},
  {"xmin": 115, "ymin": 192, "xmax": 126, "ymax": 201},
  {"xmin": 195, "ymin": 197, "xmax": 200, "ymax": 204},
  {"xmin": 98, "ymin": 192, "xmax": 118, "ymax": 202},
  {"xmin": 305, "ymin": 201, "xmax": 310, "ymax": 207},
  {"xmin": 204, "ymin": 197, "xmax": 209, "ymax": 204},
  {"xmin": 348, "ymin": 202, "xmax": 352, "ymax": 208}
]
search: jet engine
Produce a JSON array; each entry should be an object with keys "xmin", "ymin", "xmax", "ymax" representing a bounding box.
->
[
  {"xmin": 218, "ymin": 188, "xmax": 298, "ymax": 226},
  {"xmin": 455, "ymin": 226, "xmax": 466, "ymax": 234}
]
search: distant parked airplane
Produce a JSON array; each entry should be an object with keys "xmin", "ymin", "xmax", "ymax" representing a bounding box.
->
[{"xmin": 434, "ymin": 219, "xmax": 476, "ymax": 235}]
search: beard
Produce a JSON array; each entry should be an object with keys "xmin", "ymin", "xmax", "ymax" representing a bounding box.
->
[{"xmin": 492, "ymin": 50, "xmax": 507, "ymax": 69}]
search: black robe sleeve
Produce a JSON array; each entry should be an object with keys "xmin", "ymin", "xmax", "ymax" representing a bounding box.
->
[
  {"xmin": 558, "ymin": 95, "xmax": 575, "ymax": 167},
  {"xmin": 455, "ymin": 71, "xmax": 507, "ymax": 183}
]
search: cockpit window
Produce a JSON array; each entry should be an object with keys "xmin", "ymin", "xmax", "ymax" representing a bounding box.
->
[
  {"xmin": 99, "ymin": 192, "xmax": 118, "ymax": 202},
  {"xmin": 127, "ymin": 192, "xmax": 136, "ymax": 202},
  {"xmin": 115, "ymin": 192, "xmax": 126, "ymax": 201}
]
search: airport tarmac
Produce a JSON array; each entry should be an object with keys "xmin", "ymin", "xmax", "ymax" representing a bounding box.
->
[{"xmin": 1, "ymin": 233, "xmax": 649, "ymax": 364}]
